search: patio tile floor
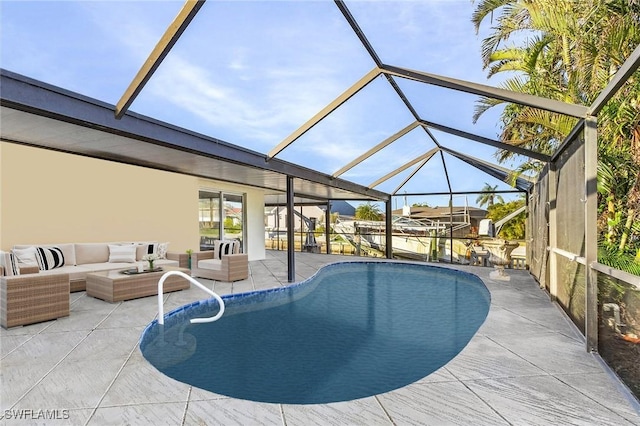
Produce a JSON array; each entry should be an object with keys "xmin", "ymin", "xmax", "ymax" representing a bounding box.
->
[{"xmin": 1, "ymin": 251, "xmax": 639, "ymax": 425}]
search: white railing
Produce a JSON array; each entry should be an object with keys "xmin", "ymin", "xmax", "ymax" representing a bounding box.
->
[{"xmin": 157, "ymin": 270, "xmax": 225, "ymax": 325}]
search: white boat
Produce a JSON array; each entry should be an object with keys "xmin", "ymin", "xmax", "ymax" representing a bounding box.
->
[{"xmin": 332, "ymin": 216, "xmax": 472, "ymax": 263}]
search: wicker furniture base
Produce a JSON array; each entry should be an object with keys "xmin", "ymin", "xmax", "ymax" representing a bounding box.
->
[
  {"xmin": 191, "ymin": 252, "xmax": 249, "ymax": 282},
  {"xmin": 70, "ymin": 279, "xmax": 86, "ymax": 293},
  {"xmin": 167, "ymin": 252, "xmax": 190, "ymax": 269},
  {"xmin": 86, "ymin": 266, "xmax": 190, "ymax": 303},
  {"xmin": 1, "ymin": 273, "xmax": 70, "ymax": 328}
]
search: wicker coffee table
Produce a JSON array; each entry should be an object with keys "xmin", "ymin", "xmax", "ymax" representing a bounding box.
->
[{"xmin": 86, "ymin": 265, "xmax": 191, "ymax": 303}]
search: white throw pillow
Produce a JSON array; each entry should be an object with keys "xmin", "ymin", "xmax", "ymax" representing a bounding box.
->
[
  {"xmin": 108, "ymin": 244, "xmax": 137, "ymax": 263},
  {"xmin": 12, "ymin": 246, "xmax": 38, "ymax": 266},
  {"xmin": 157, "ymin": 242, "xmax": 169, "ymax": 259}
]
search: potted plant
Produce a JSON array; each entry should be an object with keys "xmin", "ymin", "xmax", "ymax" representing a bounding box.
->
[{"xmin": 186, "ymin": 249, "xmax": 193, "ymax": 269}]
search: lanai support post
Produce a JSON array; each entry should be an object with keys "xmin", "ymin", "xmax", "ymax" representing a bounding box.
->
[
  {"xmin": 585, "ymin": 116, "xmax": 598, "ymax": 352},
  {"xmin": 449, "ymin": 194, "xmax": 454, "ymax": 264},
  {"xmin": 287, "ymin": 176, "xmax": 295, "ymax": 283},
  {"xmin": 325, "ymin": 201, "xmax": 331, "ymax": 254},
  {"xmin": 548, "ymin": 163, "xmax": 558, "ymax": 302},
  {"xmin": 385, "ymin": 199, "xmax": 393, "ymax": 259}
]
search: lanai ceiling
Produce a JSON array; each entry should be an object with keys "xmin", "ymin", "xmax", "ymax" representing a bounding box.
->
[{"xmin": 2, "ymin": 0, "xmax": 637, "ymax": 205}]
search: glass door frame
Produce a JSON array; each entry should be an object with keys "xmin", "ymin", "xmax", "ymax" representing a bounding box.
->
[{"xmin": 199, "ymin": 189, "xmax": 246, "ymax": 252}]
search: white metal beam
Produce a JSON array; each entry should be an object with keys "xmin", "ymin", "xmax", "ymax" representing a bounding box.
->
[
  {"xmin": 391, "ymin": 157, "xmax": 430, "ymax": 195},
  {"xmin": 267, "ymin": 67, "xmax": 382, "ymax": 160},
  {"xmin": 419, "ymin": 120, "xmax": 550, "ymax": 163},
  {"xmin": 115, "ymin": 0, "xmax": 205, "ymax": 119},
  {"xmin": 332, "ymin": 121, "xmax": 420, "ymax": 177},
  {"xmin": 369, "ymin": 147, "xmax": 439, "ymax": 189}
]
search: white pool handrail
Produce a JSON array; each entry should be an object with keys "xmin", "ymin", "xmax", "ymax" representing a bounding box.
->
[{"xmin": 157, "ymin": 270, "xmax": 225, "ymax": 325}]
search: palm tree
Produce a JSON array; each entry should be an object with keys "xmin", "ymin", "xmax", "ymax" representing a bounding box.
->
[
  {"xmin": 472, "ymin": 0, "xmax": 640, "ymax": 267},
  {"xmin": 355, "ymin": 202, "xmax": 383, "ymax": 221},
  {"xmin": 476, "ymin": 183, "xmax": 505, "ymax": 208},
  {"xmin": 472, "ymin": 0, "xmax": 640, "ymax": 163}
]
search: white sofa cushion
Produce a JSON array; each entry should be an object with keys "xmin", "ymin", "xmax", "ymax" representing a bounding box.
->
[
  {"xmin": 35, "ymin": 265, "xmax": 92, "ymax": 282},
  {"xmin": 53, "ymin": 244, "xmax": 76, "ymax": 266},
  {"xmin": 75, "ymin": 243, "xmax": 110, "ymax": 265}
]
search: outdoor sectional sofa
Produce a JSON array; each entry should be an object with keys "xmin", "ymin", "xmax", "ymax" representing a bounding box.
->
[
  {"xmin": 3, "ymin": 242, "xmax": 180, "ymax": 292},
  {"xmin": 0, "ymin": 242, "xmax": 181, "ymax": 328}
]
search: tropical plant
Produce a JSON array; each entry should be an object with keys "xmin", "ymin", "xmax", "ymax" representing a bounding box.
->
[
  {"xmin": 472, "ymin": 0, "xmax": 640, "ymax": 273},
  {"xmin": 355, "ymin": 202, "xmax": 383, "ymax": 221},
  {"xmin": 486, "ymin": 200, "xmax": 527, "ymax": 239},
  {"xmin": 476, "ymin": 183, "xmax": 505, "ymax": 208}
]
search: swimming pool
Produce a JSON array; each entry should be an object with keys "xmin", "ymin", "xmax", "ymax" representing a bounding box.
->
[{"xmin": 140, "ymin": 262, "xmax": 490, "ymax": 404}]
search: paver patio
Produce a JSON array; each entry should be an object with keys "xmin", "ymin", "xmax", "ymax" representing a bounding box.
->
[{"xmin": 1, "ymin": 251, "xmax": 639, "ymax": 425}]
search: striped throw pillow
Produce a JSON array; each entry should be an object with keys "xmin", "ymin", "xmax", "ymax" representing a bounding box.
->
[
  {"xmin": 0, "ymin": 251, "xmax": 19, "ymax": 276},
  {"xmin": 35, "ymin": 246, "xmax": 65, "ymax": 271},
  {"xmin": 214, "ymin": 240, "xmax": 237, "ymax": 259}
]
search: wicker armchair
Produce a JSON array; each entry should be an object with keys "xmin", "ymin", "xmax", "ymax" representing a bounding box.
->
[
  {"xmin": 1, "ymin": 272, "xmax": 70, "ymax": 328},
  {"xmin": 191, "ymin": 251, "xmax": 249, "ymax": 282}
]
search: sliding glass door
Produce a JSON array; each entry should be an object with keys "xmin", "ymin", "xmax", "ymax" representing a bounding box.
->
[
  {"xmin": 223, "ymin": 192, "xmax": 244, "ymax": 251},
  {"xmin": 199, "ymin": 190, "xmax": 245, "ymax": 251}
]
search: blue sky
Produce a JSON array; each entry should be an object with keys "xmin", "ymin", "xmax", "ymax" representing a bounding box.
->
[{"xmin": 1, "ymin": 0, "xmax": 526, "ymax": 208}]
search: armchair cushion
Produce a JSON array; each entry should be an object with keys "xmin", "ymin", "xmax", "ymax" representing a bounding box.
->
[{"xmin": 198, "ymin": 259, "xmax": 222, "ymax": 270}]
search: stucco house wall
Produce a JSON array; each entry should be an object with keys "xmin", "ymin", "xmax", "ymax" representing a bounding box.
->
[{"xmin": 1, "ymin": 143, "xmax": 266, "ymax": 260}]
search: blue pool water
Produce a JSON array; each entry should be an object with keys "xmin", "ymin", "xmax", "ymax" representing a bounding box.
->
[{"xmin": 140, "ymin": 262, "xmax": 490, "ymax": 404}]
